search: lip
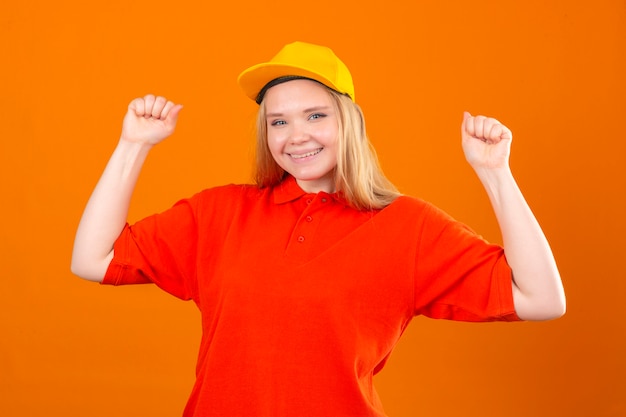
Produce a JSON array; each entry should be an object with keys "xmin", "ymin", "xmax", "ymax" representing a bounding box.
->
[{"xmin": 287, "ymin": 148, "xmax": 323, "ymax": 161}]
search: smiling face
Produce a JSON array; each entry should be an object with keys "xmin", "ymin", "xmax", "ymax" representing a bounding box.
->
[{"xmin": 263, "ymin": 79, "xmax": 339, "ymax": 193}]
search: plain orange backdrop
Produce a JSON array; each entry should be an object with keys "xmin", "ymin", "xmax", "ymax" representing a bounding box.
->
[{"xmin": 2, "ymin": 0, "xmax": 625, "ymax": 416}]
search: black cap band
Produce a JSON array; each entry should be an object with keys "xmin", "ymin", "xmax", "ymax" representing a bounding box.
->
[{"xmin": 255, "ymin": 76, "xmax": 311, "ymax": 104}]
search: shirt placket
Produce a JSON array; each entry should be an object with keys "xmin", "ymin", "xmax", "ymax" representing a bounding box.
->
[{"xmin": 284, "ymin": 193, "xmax": 331, "ymax": 262}]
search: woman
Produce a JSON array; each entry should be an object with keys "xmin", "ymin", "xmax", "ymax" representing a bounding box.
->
[{"xmin": 71, "ymin": 41, "xmax": 565, "ymax": 417}]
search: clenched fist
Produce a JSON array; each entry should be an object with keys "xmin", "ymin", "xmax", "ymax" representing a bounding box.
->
[
  {"xmin": 120, "ymin": 95, "xmax": 183, "ymax": 146},
  {"xmin": 461, "ymin": 112, "xmax": 512, "ymax": 171}
]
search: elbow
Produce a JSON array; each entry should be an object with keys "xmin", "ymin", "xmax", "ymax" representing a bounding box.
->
[
  {"xmin": 511, "ymin": 269, "xmax": 566, "ymax": 321},
  {"xmin": 514, "ymin": 288, "xmax": 566, "ymax": 321},
  {"xmin": 70, "ymin": 251, "xmax": 86, "ymax": 279},
  {"xmin": 517, "ymin": 298, "xmax": 566, "ymax": 321},
  {"xmin": 553, "ymin": 294, "xmax": 567, "ymax": 318},
  {"xmin": 554, "ymin": 297, "xmax": 567, "ymax": 319},
  {"xmin": 70, "ymin": 260, "xmax": 86, "ymax": 280},
  {"xmin": 70, "ymin": 260, "xmax": 92, "ymax": 282},
  {"xmin": 538, "ymin": 299, "xmax": 566, "ymax": 321},
  {"xmin": 70, "ymin": 255, "xmax": 106, "ymax": 283},
  {"xmin": 70, "ymin": 245, "xmax": 113, "ymax": 283}
]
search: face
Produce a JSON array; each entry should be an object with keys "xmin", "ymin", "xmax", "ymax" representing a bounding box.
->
[{"xmin": 263, "ymin": 79, "xmax": 339, "ymax": 194}]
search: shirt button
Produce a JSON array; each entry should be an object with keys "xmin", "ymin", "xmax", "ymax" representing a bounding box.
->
[
  {"xmin": 321, "ymin": 197, "xmax": 327, "ymax": 203},
  {"xmin": 306, "ymin": 215, "xmax": 313, "ymax": 222},
  {"xmin": 297, "ymin": 236, "xmax": 305, "ymax": 243},
  {"xmin": 306, "ymin": 198, "xmax": 312, "ymax": 204}
]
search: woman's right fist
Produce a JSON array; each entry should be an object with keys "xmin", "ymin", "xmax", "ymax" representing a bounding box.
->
[{"xmin": 120, "ymin": 95, "xmax": 183, "ymax": 145}]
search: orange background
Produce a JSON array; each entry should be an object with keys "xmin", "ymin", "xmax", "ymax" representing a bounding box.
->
[{"xmin": 2, "ymin": 1, "xmax": 625, "ymax": 416}]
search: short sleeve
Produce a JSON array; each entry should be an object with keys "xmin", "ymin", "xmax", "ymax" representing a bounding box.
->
[
  {"xmin": 414, "ymin": 203, "xmax": 520, "ymax": 322},
  {"xmin": 102, "ymin": 196, "xmax": 200, "ymax": 301}
]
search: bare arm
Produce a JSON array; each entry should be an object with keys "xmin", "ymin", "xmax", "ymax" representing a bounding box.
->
[
  {"xmin": 462, "ymin": 112, "xmax": 566, "ymax": 321},
  {"xmin": 71, "ymin": 95, "xmax": 183, "ymax": 282}
]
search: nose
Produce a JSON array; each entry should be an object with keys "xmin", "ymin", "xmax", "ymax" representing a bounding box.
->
[{"xmin": 288, "ymin": 121, "xmax": 309, "ymax": 144}]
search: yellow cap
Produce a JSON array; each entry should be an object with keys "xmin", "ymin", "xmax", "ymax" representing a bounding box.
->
[{"xmin": 237, "ymin": 41, "xmax": 355, "ymax": 103}]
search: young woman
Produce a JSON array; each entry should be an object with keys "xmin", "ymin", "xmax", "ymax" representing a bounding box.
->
[{"xmin": 71, "ymin": 41, "xmax": 565, "ymax": 417}]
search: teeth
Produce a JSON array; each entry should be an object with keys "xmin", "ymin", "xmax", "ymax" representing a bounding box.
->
[{"xmin": 290, "ymin": 149, "xmax": 322, "ymax": 159}]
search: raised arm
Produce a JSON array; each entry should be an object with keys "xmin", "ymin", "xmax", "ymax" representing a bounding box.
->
[
  {"xmin": 461, "ymin": 112, "xmax": 566, "ymax": 321},
  {"xmin": 71, "ymin": 95, "xmax": 183, "ymax": 282}
]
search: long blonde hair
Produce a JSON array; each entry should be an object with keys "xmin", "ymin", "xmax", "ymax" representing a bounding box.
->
[{"xmin": 254, "ymin": 88, "xmax": 401, "ymax": 210}]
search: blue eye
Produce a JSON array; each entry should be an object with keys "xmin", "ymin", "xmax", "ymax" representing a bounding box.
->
[
  {"xmin": 309, "ymin": 113, "xmax": 326, "ymax": 120},
  {"xmin": 271, "ymin": 120, "xmax": 286, "ymax": 126}
]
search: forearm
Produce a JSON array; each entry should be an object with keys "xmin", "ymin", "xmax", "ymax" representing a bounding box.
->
[
  {"xmin": 476, "ymin": 167, "xmax": 566, "ymax": 320},
  {"xmin": 71, "ymin": 140, "xmax": 153, "ymax": 282}
]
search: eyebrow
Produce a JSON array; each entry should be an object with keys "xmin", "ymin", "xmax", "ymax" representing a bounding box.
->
[{"xmin": 266, "ymin": 105, "xmax": 332, "ymax": 118}]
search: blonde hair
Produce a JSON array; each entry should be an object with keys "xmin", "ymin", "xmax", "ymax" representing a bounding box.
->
[{"xmin": 254, "ymin": 88, "xmax": 401, "ymax": 210}]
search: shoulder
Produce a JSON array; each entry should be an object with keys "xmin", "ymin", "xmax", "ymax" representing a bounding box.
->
[
  {"xmin": 382, "ymin": 195, "xmax": 461, "ymax": 233},
  {"xmin": 187, "ymin": 183, "xmax": 266, "ymax": 204},
  {"xmin": 385, "ymin": 195, "xmax": 444, "ymax": 217},
  {"xmin": 176, "ymin": 183, "xmax": 275, "ymax": 218}
]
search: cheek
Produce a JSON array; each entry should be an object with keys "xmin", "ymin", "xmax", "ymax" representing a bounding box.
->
[
  {"xmin": 266, "ymin": 134, "xmax": 284, "ymax": 160},
  {"xmin": 324, "ymin": 127, "xmax": 340, "ymax": 148},
  {"xmin": 266, "ymin": 133, "xmax": 278, "ymax": 152}
]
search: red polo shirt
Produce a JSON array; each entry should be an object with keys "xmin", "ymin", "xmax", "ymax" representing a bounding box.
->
[{"xmin": 104, "ymin": 175, "xmax": 518, "ymax": 417}]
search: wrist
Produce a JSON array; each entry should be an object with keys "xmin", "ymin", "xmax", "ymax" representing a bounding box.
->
[
  {"xmin": 111, "ymin": 138, "xmax": 154, "ymax": 175},
  {"xmin": 117, "ymin": 136, "xmax": 155, "ymax": 152},
  {"xmin": 473, "ymin": 166, "xmax": 517, "ymax": 203},
  {"xmin": 473, "ymin": 164, "xmax": 512, "ymax": 182}
]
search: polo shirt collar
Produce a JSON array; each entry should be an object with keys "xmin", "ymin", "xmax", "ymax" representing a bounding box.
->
[
  {"xmin": 272, "ymin": 175, "xmax": 346, "ymax": 205},
  {"xmin": 273, "ymin": 175, "xmax": 306, "ymax": 204}
]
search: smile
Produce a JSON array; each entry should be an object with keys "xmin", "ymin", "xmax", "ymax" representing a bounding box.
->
[{"xmin": 288, "ymin": 148, "xmax": 323, "ymax": 159}]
